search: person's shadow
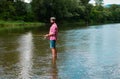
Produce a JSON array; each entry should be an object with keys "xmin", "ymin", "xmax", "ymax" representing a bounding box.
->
[{"xmin": 51, "ymin": 57, "xmax": 58, "ymax": 79}]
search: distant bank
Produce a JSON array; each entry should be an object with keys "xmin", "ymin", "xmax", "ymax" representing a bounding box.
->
[
  {"xmin": 0, "ymin": 21, "xmax": 45, "ymax": 32},
  {"xmin": 0, "ymin": 20, "xmax": 119, "ymax": 32}
]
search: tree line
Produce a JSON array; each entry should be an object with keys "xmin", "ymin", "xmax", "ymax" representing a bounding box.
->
[{"xmin": 0, "ymin": 0, "xmax": 120, "ymax": 24}]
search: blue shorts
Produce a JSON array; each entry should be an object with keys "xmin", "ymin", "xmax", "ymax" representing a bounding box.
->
[{"xmin": 50, "ymin": 40, "xmax": 56, "ymax": 48}]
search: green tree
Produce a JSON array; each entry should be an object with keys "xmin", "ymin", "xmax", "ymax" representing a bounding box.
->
[
  {"xmin": 0, "ymin": 0, "xmax": 15, "ymax": 20},
  {"xmin": 14, "ymin": 0, "xmax": 28, "ymax": 20},
  {"xmin": 84, "ymin": 4, "xmax": 93, "ymax": 24},
  {"xmin": 108, "ymin": 4, "xmax": 120, "ymax": 22},
  {"xmin": 90, "ymin": 5, "xmax": 105, "ymax": 23},
  {"xmin": 31, "ymin": 0, "xmax": 46, "ymax": 21},
  {"xmin": 80, "ymin": 0, "xmax": 90, "ymax": 5},
  {"xmin": 24, "ymin": 3, "xmax": 34, "ymax": 22},
  {"xmin": 94, "ymin": 0, "xmax": 103, "ymax": 6},
  {"xmin": 31, "ymin": 0, "xmax": 79, "ymax": 22}
]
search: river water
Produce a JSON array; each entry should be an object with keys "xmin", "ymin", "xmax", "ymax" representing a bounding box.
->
[{"xmin": 0, "ymin": 23, "xmax": 120, "ymax": 79}]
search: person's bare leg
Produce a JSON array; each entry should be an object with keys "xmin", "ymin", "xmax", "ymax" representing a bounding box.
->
[
  {"xmin": 51, "ymin": 53, "xmax": 58, "ymax": 79},
  {"xmin": 51, "ymin": 48, "xmax": 57, "ymax": 58}
]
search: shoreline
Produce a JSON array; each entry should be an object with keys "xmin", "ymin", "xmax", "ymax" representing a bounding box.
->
[
  {"xmin": 0, "ymin": 21, "xmax": 45, "ymax": 32},
  {"xmin": 0, "ymin": 20, "xmax": 119, "ymax": 32}
]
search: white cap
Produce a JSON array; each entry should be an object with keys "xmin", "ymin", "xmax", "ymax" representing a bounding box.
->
[{"xmin": 50, "ymin": 17, "xmax": 56, "ymax": 20}]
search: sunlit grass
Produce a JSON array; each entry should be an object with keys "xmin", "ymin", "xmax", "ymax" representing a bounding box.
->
[{"xmin": 0, "ymin": 20, "xmax": 45, "ymax": 32}]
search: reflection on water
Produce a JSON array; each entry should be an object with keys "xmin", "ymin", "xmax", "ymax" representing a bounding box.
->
[
  {"xmin": 57, "ymin": 23, "xmax": 120, "ymax": 79},
  {"xmin": 0, "ymin": 23, "xmax": 120, "ymax": 79},
  {"xmin": 17, "ymin": 32, "xmax": 33, "ymax": 79},
  {"xmin": 51, "ymin": 57, "xmax": 58, "ymax": 79}
]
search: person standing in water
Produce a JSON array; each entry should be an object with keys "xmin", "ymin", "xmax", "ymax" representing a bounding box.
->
[{"xmin": 44, "ymin": 17, "xmax": 58, "ymax": 58}]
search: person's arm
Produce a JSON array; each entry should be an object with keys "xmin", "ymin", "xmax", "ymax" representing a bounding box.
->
[
  {"xmin": 45, "ymin": 27, "xmax": 56, "ymax": 37},
  {"xmin": 44, "ymin": 33, "xmax": 54, "ymax": 37}
]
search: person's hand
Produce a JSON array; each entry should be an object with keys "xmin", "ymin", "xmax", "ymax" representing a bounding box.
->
[
  {"xmin": 44, "ymin": 34, "xmax": 49, "ymax": 37},
  {"xmin": 44, "ymin": 34, "xmax": 49, "ymax": 39}
]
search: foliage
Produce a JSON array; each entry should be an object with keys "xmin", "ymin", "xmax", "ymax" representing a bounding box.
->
[
  {"xmin": 31, "ymin": 0, "xmax": 80, "ymax": 22},
  {"xmin": 0, "ymin": 0, "xmax": 120, "ymax": 24},
  {"xmin": 94, "ymin": 0, "xmax": 103, "ymax": 6}
]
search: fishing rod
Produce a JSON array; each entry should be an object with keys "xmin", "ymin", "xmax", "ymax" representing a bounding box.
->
[
  {"xmin": 33, "ymin": 34, "xmax": 48, "ymax": 40},
  {"xmin": 33, "ymin": 34, "xmax": 44, "ymax": 37}
]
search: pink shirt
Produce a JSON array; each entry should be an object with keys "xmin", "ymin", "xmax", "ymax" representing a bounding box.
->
[{"xmin": 49, "ymin": 23, "xmax": 58, "ymax": 40}]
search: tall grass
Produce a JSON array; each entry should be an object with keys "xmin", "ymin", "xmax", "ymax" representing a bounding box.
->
[{"xmin": 0, "ymin": 21, "xmax": 45, "ymax": 32}]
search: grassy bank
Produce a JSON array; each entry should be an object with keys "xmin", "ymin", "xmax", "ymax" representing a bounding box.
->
[
  {"xmin": 0, "ymin": 21, "xmax": 45, "ymax": 32},
  {"xmin": 0, "ymin": 20, "xmax": 118, "ymax": 32},
  {"xmin": 58, "ymin": 20, "xmax": 87, "ymax": 29},
  {"xmin": 59, "ymin": 20, "xmax": 120, "ymax": 29}
]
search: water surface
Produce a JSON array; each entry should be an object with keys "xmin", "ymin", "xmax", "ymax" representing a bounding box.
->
[{"xmin": 0, "ymin": 23, "xmax": 120, "ymax": 79}]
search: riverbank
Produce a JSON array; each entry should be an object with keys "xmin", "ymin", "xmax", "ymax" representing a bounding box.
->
[
  {"xmin": 58, "ymin": 20, "xmax": 120, "ymax": 29},
  {"xmin": 0, "ymin": 21, "xmax": 45, "ymax": 32},
  {"xmin": 0, "ymin": 20, "xmax": 87, "ymax": 32},
  {"xmin": 0, "ymin": 20, "xmax": 119, "ymax": 32}
]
